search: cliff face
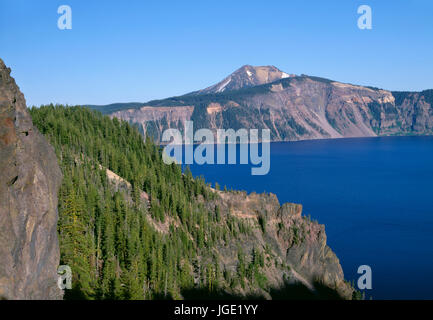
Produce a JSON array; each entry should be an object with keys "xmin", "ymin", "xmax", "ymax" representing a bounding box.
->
[
  {"xmin": 111, "ymin": 106, "xmax": 194, "ymax": 141},
  {"xmin": 0, "ymin": 59, "xmax": 62, "ymax": 299},
  {"xmin": 211, "ymin": 191, "xmax": 353, "ymax": 299},
  {"xmin": 101, "ymin": 67, "xmax": 433, "ymax": 143}
]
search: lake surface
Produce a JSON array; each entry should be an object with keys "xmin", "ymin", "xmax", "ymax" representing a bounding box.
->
[{"xmin": 184, "ymin": 136, "xmax": 433, "ymax": 299}]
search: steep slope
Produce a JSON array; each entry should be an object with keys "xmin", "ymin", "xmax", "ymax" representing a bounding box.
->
[
  {"xmin": 190, "ymin": 65, "xmax": 295, "ymax": 95},
  {"xmin": 0, "ymin": 59, "xmax": 62, "ymax": 299},
  {"xmin": 209, "ymin": 191, "xmax": 353, "ymax": 299},
  {"xmin": 30, "ymin": 105, "xmax": 354, "ymax": 299},
  {"xmin": 101, "ymin": 67, "xmax": 433, "ymax": 143}
]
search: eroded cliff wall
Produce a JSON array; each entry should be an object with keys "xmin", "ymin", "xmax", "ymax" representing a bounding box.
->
[
  {"xmin": 212, "ymin": 191, "xmax": 353, "ymax": 299},
  {"xmin": 0, "ymin": 59, "xmax": 62, "ymax": 299},
  {"xmin": 108, "ymin": 72, "xmax": 433, "ymax": 143}
]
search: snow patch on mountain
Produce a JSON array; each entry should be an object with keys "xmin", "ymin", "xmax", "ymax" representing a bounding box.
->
[
  {"xmin": 281, "ymin": 72, "xmax": 291, "ymax": 79},
  {"xmin": 216, "ymin": 77, "xmax": 231, "ymax": 93}
]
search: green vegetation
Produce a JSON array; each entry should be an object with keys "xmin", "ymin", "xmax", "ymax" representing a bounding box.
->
[
  {"xmin": 86, "ymin": 102, "xmax": 144, "ymax": 114},
  {"xmin": 30, "ymin": 105, "xmax": 267, "ymax": 300}
]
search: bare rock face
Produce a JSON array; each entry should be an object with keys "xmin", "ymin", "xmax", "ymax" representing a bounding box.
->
[
  {"xmin": 215, "ymin": 191, "xmax": 353, "ymax": 299},
  {"xmin": 193, "ymin": 65, "xmax": 295, "ymax": 95},
  {"xmin": 111, "ymin": 106, "xmax": 194, "ymax": 141},
  {"xmin": 104, "ymin": 66, "xmax": 433, "ymax": 144},
  {"xmin": 0, "ymin": 59, "xmax": 63, "ymax": 299}
]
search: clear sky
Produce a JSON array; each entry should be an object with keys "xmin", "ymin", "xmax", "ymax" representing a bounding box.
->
[{"xmin": 1, "ymin": 0, "xmax": 432, "ymax": 106}]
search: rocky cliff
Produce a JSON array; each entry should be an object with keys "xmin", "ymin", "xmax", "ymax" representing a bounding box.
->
[
  {"xmin": 0, "ymin": 59, "xmax": 62, "ymax": 299},
  {"xmin": 100, "ymin": 65, "xmax": 433, "ymax": 143},
  {"xmin": 208, "ymin": 190, "xmax": 353, "ymax": 299}
]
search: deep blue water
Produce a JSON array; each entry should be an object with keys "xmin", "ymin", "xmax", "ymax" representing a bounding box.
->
[{"xmin": 183, "ymin": 136, "xmax": 433, "ymax": 299}]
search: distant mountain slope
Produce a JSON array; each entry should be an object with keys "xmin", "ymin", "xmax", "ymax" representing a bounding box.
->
[
  {"xmin": 86, "ymin": 102, "xmax": 144, "ymax": 115},
  {"xmin": 85, "ymin": 65, "xmax": 293, "ymax": 114},
  {"xmin": 88, "ymin": 66, "xmax": 433, "ymax": 143},
  {"xmin": 189, "ymin": 65, "xmax": 295, "ymax": 95}
]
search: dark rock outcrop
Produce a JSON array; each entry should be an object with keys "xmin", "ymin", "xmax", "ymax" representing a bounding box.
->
[
  {"xmin": 0, "ymin": 59, "xmax": 62, "ymax": 299},
  {"xmin": 210, "ymin": 191, "xmax": 353, "ymax": 299}
]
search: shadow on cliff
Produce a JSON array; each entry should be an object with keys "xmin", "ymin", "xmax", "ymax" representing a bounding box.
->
[{"xmin": 179, "ymin": 281, "xmax": 345, "ymax": 300}]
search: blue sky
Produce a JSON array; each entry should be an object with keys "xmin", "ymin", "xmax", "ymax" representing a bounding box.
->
[{"xmin": 1, "ymin": 0, "xmax": 432, "ymax": 106}]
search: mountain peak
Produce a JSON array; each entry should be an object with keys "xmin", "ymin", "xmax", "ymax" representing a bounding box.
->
[{"xmin": 195, "ymin": 65, "xmax": 294, "ymax": 95}]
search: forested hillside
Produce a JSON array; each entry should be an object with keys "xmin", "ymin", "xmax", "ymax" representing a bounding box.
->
[{"xmin": 30, "ymin": 105, "xmax": 354, "ymax": 300}]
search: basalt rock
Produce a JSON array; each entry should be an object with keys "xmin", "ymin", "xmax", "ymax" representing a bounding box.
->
[
  {"xmin": 214, "ymin": 191, "xmax": 353, "ymax": 299},
  {"xmin": 0, "ymin": 59, "xmax": 62, "ymax": 299}
]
